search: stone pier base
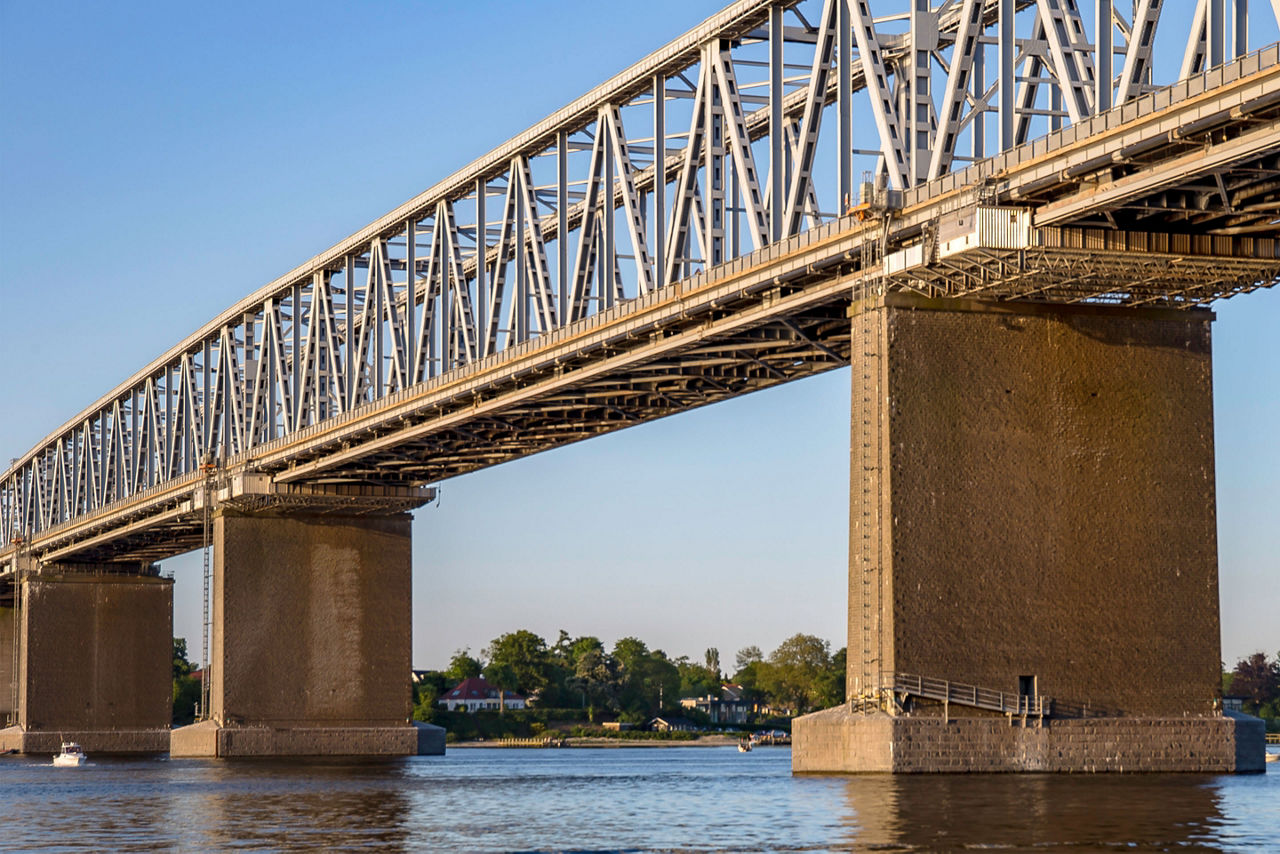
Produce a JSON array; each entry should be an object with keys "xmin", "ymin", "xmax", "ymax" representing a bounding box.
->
[
  {"xmin": 792, "ymin": 707, "xmax": 1266, "ymax": 773},
  {"xmin": 0, "ymin": 725, "xmax": 170, "ymax": 754},
  {"xmin": 169, "ymin": 720, "xmax": 445, "ymax": 757}
]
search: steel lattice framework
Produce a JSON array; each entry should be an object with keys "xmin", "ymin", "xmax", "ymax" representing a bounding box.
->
[{"xmin": 4, "ymin": 0, "xmax": 1280, "ymax": 572}]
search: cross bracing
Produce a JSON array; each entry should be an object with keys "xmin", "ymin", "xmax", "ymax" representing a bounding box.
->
[{"xmin": 3, "ymin": 0, "xmax": 1280, "ymax": 572}]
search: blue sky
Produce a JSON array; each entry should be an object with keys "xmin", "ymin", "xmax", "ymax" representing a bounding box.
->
[{"xmin": 1, "ymin": 1, "xmax": 1275, "ymax": 671}]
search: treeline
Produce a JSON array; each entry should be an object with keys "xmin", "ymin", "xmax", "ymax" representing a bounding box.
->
[
  {"xmin": 412, "ymin": 630, "xmax": 846, "ymax": 725},
  {"xmin": 1223, "ymin": 651, "xmax": 1280, "ymax": 729}
]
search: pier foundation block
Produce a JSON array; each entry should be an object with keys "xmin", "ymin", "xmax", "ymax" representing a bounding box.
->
[
  {"xmin": 170, "ymin": 510, "xmax": 441, "ymax": 757},
  {"xmin": 793, "ymin": 295, "xmax": 1252, "ymax": 773},
  {"xmin": 0, "ymin": 571, "xmax": 173, "ymax": 754}
]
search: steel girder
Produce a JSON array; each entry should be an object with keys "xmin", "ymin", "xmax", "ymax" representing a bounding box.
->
[{"xmin": 5, "ymin": 0, "xmax": 1280, "ymax": 566}]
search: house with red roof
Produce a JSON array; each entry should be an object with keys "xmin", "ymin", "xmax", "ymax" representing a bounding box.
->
[{"xmin": 438, "ymin": 676, "xmax": 527, "ymax": 712}]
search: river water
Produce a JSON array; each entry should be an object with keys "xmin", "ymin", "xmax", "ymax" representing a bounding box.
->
[{"xmin": 0, "ymin": 746, "xmax": 1276, "ymax": 852}]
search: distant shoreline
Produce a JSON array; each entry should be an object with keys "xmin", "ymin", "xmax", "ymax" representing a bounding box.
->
[{"xmin": 449, "ymin": 735, "xmax": 786, "ymax": 749}]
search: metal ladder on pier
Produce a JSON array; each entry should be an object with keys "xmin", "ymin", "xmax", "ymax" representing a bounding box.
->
[{"xmin": 853, "ymin": 190, "xmax": 889, "ymax": 709}]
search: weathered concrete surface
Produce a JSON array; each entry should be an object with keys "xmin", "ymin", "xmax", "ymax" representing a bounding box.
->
[
  {"xmin": 171, "ymin": 511, "xmax": 429, "ymax": 757},
  {"xmin": 0, "ymin": 606, "xmax": 13, "ymax": 726},
  {"xmin": 1225, "ymin": 710, "xmax": 1267, "ymax": 772},
  {"xmin": 0, "ymin": 726, "xmax": 170, "ymax": 754},
  {"xmin": 793, "ymin": 706, "xmax": 1263, "ymax": 773},
  {"xmin": 169, "ymin": 719, "xmax": 437, "ymax": 757},
  {"xmin": 805, "ymin": 295, "xmax": 1236, "ymax": 772},
  {"xmin": 413, "ymin": 721, "xmax": 447, "ymax": 755},
  {"xmin": 0, "ymin": 573, "xmax": 172, "ymax": 753}
]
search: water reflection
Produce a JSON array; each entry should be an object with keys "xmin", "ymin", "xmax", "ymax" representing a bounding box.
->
[
  {"xmin": 168, "ymin": 759, "xmax": 413, "ymax": 851},
  {"xmin": 840, "ymin": 773, "xmax": 1229, "ymax": 850},
  {"xmin": 0, "ymin": 749, "xmax": 1273, "ymax": 852}
]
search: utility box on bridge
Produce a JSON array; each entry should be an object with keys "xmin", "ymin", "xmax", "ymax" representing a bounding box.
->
[{"xmin": 936, "ymin": 206, "xmax": 1032, "ymax": 257}]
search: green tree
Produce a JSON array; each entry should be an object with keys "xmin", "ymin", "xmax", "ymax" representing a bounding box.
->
[
  {"xmin": 483, "ymin": 662, "xmax": 519, "ymax": 715},
  {"xmin": 171, "ymin": 637, "xmax": 199, "ymax": 724},
  {"xmin": 568, "ymin": 639, "xmax": 621, "ymax": 721},
  {"xmin": 485, "ymin": 629, "xmax": 551, "ymax": 698},
  {"xmin": 816, "ymin": 647, "xmax": 847, "ymax": 708},
  {"xmin": 445, "ymin": 649, "xmax": 483, "ymax": 684},
  {"xmin": 764, "ymin": 633, "xmax": 833, "ymax": 713},
  {"xmin": 676, "ymin": 656, "xmax": 719, "ymax": 699},
  {"xmin": 173, "ymin": 637, "xmax": 193, "ymax": 679},
  {"xmin": 612, "ymin": 637, "xmax": 679, "ymax": 720},
  {"xmin": 734, "ymin": 645, "xmax": 763, "ymax": 673},
  {"xmin": 1230, "ymin": 652, "xmax": 1280, "ymax": 713}
]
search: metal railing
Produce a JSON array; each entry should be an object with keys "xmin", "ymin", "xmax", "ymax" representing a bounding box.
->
[{"xmin": 892, "ymin": 673, "xmax": 1049, "ymax": 717}]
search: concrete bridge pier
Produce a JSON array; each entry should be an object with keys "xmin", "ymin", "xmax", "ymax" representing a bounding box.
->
[
  {"xmin": 170, "ymin": 483, "xmax": 443, "ymax": 757},
  {"xmin": 0, "ymin": 565, "xmax": 173, "ymax": 754},
  {"xmin": 793, "ymin": 293, "xmax": 1264, "ymax": 773}
]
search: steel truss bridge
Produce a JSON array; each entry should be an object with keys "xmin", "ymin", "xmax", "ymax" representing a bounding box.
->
[{"xmin": 3, "ymin": 0, "xmax": 1280, "ymax": 576}]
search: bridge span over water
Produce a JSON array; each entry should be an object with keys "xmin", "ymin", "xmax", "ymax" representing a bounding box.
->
[{"xmin": 2, "ymin": 0, "xmax": 1277, "ymax": 768}]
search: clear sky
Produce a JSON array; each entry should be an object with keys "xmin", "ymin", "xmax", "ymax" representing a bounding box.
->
[{"xmin": 1, "ymin": 1, "xmax": 1276, "ymax": 672}]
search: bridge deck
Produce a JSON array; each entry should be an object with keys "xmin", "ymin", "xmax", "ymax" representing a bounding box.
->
[{"xmin": 3, "ymin": 5, "xmax": 1280, "ymax": 572}]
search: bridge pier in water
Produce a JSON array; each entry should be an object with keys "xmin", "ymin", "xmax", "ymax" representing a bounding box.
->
[
  {"xmin": 792, "ymin": 294, "xmax": 1264, "ymax": 773},
  {"xmin": 170, "ymin": 489, "xmax": 444, "ymax": 757},
  {"xmin": 0, "ymin": 567, "xmax": 173, "ymax": 754}
]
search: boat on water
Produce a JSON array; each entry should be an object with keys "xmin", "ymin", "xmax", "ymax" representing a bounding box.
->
[
  {"xmin": 737, "ymin": 740, "xmax": 752, "ymax": 753},
  {"xmin": 53, "ymin": 742, "xmax": 86, "ymax": 767}
]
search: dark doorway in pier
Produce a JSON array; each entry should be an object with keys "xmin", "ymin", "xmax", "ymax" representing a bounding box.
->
[{"xmin": 1018, "ymin": 675, "xmax": 1037, "ymax": 698}]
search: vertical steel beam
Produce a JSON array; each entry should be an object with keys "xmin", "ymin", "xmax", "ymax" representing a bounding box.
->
[
  {"xmin": 344, "ymin": 255, "xmax": 355, "ymax": 404},
  {"xmin": 202, "ymin": 340, "xmax": 211, "ymax": 457},
  {"xmin": 653, "ymin": 75, "xmax": 668, "ymax": 285},
  {"xmin": 515, "ymin": 177, "xmax": 528, "ymax": 342},
  {"xmin": 1097, "ymin": 0, "xmax": 1113, "ymax": 112},
  {"xmin": 405, "ymin": 219, "xmax": 416, "ymax": 383},
  {"xmin": 837, "ymin": 0, "xmax": 852, "ymax": 204},
  {"xmin": 603, "ymin": 129, "xmax": 616, "ymax": 308},
  {"xmin": 475, "ymin": 178, "xmax": 487, "ymax": 358},
  {"xmin": 557, "ymin": 131, "xmax": 569, "ymax": 315},
  {"xmin": 371, "ymin": 257, "xmax": 383, "ymax": 397},
  {"xmin": 703, "ymin": 44, "xmax": 725, "ymax": 268},
  {"xmin": 1208, "ymin": 0, "xmax": 1225, "ymax": 67},
  {"xmin": 908, "ymin": 0, "xmax": 935, "ymax": 184},
  {"xmin": 999, "ymin": 0, "xmax": 1015, "ymax": 151},
  {"xmin": 768, "ymin": 5, "xmax": 783, "ymax": 239},
  {"xmin": 1233, "ymin": 0, "xmax": 1248, "ymax": 57},
  {"xmin": 292, "ymin": 282, "xmax": 304, "ymax": 424},
  {"xmin": 971, "ymin": 23, "xmax": 985, "ymax": 160}
]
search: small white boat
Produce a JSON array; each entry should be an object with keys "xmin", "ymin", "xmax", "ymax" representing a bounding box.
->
[
  {"xmin": 53, "ymin": 742, "xmax": 86, "ymax": 767},
  {"xmin": 738, "ymin": 740, "xmax": 752, "ymax": 753}
]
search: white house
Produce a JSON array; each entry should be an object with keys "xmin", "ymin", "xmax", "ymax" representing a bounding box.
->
[{"xmin": 438, "ymin": 676, "xmax": 527, "ymax": 712}]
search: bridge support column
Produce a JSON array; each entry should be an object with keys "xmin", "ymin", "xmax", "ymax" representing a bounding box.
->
[
  {"xmin": 170, "ymin": 508, "xmax": 443, "ymax": 757},
  {"xmin": 0, "ymin": 569, "xmax": 173, "ymax": 754},
  {"xmin": 1, "ymin": 603, "xmax": 14, "ymax": 728},
  {"xmin": 793, "ymin": 293, "xmax": 1263, "ymax": 773}
]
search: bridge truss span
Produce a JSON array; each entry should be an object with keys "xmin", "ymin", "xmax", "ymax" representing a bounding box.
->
[{"xmin": 4, "ymin": 0, "xmax": 1280, "ymax": 572}]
